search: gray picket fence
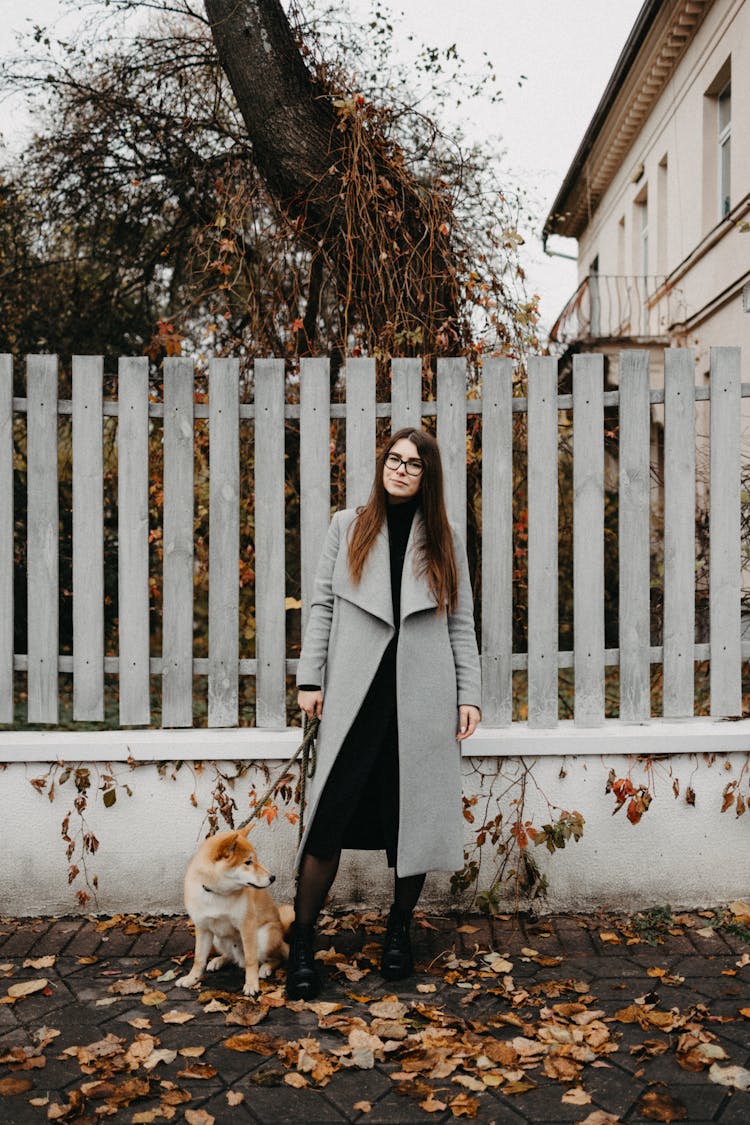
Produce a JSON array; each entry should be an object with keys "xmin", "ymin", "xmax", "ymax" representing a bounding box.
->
[{"xmin": 0, "ymin": 349, "xmax": 744, "ymax": 732}]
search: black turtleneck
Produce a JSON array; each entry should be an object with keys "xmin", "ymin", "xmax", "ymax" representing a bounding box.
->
[
  {"xmin": 298, "ymin": 497, "xmax": 420, "ymax": 692},
  {"xmin": 386, "ymin": 494, "xmax": 420, "ymax": 626}
]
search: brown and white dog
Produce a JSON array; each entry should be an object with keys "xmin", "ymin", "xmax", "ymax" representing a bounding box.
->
[{"xmin": 176, "ymin": 827, "xmax": 294, "ymax": 997}]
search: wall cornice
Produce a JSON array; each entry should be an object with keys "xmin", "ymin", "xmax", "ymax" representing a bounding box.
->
[{"xmin": 545, "ymin": 0, "xmax": 714, "ymax": 240}]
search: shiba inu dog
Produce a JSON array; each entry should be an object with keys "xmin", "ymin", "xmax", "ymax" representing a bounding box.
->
[{"xmin": 176, "ymin": 827, "xmax": 294, "ymax": 996}]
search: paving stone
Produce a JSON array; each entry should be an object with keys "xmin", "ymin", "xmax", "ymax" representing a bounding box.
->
[
  {"xmin": 236, "ymin": 1081, "xmax": 349, "ymax": 1123},
  {"xmin": 0, "ymin": 922, "xmax": 53, "ymax": 957},
  {"xmin": 716, "ymin": 1088, "xmax": 750, "ymax": 1121}
]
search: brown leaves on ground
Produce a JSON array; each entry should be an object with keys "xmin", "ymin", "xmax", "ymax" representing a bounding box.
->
[{"xmin": 2, "ymin": 909, "xmax": 749, "ymax": 1121}]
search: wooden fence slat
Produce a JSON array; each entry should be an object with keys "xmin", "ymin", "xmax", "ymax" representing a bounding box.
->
[
  {"xmin": 345, "ymin": 358, "xmax": 376, "ymax": 510},
  {"xmin": 162, "ymin": 357, "xmax": 194, "ymax": 727},
  {"xmin": 391, "ymin": 358, "xmax": 422, "ymax": 433},
  {"xmin": 618, "ymin": 351, "xmax": 651, "ymax": 720},
  {"xmin": 709, "ymin": 346, "xmax": 742, "ymax": 716},
  {"xmin": 663, "ymin": 348, "xmax": 695, "ymax": 717},
  {"xmin": 437, "ymin": 358, "xmax": 467, "ymax": 538},
  {"xmin": 480, "ymin": 358, "xmax": 513, "ymax": 726},
  {"xmin": 0, "ymin": 356, "xmax": 12, "ymax": 722},
  {"xmin": 27, "ymin": 355, "xmax": 59, "ymax": 723},
  {"xmin": 118, "ymin": 357, "xmax": 151, "ymax": 725},
  {"xmin": 72, "ymin": 356, "xmax": 104, "ymax": 720},
  {"xmin": 254, "ymin": 359, "xmax": 286, "ymax": 728},
  {"xmin": 573, "ymin": 354, "xmax": 605, "ymax": 726},
  {"xmin": 208, "ymin": 358, "xmax": 240, "ymax": 727},
  {"xmin": 527, "ymin": 355, "xmax": 558, "ymax": 728},
  {"xmin": 300, "ymin": 358, "xmax": 331, "ymax": 640}
]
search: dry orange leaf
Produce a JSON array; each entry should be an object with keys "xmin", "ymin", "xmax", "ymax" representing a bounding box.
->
[
  {"xmin": 7, "ymin": 978, "xmax": 48, "ymax": 998},
  {"xmin": 420, "ymin": 1096, "xmax": 447, "ymax": 1113},
  {"xmin": 23, "ymin": 956, "xmax": 56, "ymax": 970},
  {"xmin": 353, "ymin": 1101, "xmax": 372, "ymax": 1113},
  {"xmin": 162, "ymin": 1009, "xmax": 195, "ymax": 1024},
  {"xmin": 561, "ymin": 1086, "xmax": 592, "ymax": 1105},
  {"xmin": 598, "ymin": 932, "xmax": 621, "ymax": 945},
  {"xmin": 226, "ymin": 1091, "xmax": 245, "ymax": 1106},
  {"xmin": 141, "ymin": 990, "xmax": 167, "ymax": 1006},
  {"xmin": 0, "ymin": 1075, "xmax": 33, "ymax": 1096},
  {"xmin": 184, "ymin": 1111, "xmax": 215, "ymax": 1125},
  {"xmin": 284, "ymin": 1072, "xmax": 308, "ymax": 1088}
]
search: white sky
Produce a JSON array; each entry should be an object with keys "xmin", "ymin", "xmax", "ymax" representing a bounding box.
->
[{"xmin": 1, "ymin": 0, "xmax": 646, "ymax": 333}]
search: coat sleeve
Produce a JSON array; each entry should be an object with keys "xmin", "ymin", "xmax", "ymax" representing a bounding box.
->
[
  {"xmin": 447, "ymin": 527, "xmax": 482, "ymax": 712},
  {"xmin": 296, "ymin": 511, "xmax": 342, "ymax": 688}
]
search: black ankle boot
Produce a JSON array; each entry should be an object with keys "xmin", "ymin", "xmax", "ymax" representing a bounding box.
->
[
  {"xmin": 380, "ymin": 906, "xmax": 414, "ymax": 981},
  {"xmin": 285, "ymin": 922, "xmax": 320, "ymax": 1000}
]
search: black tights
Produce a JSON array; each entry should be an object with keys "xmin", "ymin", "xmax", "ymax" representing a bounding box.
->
[{"xmin": 294, "ymin": 849, "xmax": 426, "ymax": 927}]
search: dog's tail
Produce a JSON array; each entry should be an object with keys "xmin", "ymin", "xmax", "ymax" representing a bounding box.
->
[{"xmin": 278, "ymin": 904, "xmax": 295, "ymax": 935}]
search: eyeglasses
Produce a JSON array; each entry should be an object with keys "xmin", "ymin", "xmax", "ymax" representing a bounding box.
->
[{"xmin": 385, "ymin": 452, "xmax": 424, "ymax": 477}]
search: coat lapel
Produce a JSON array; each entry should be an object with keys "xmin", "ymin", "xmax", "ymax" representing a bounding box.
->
[
  {"xmin": 400, "ymin": 510, "xmax": 438, "ymax": 620},
  {"xmin": 331, "ymin": 509, "xmax": 437, "ymax": 625},
  {"xmin": 332, "ymin": 523, "xmax": 394, "ymax": 626}
]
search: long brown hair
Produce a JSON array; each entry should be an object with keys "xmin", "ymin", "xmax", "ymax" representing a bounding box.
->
[{"xmin": 347, "ymin": 428, "xmax": 459, "ymax": 613}]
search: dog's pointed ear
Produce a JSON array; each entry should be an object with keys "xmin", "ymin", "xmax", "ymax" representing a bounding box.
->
[
  {"xmin": 239, "ymin": 824, "xmax": 253, "ymax": 838},
  {"xmin": 215, "ymin": 834, "xmax": 238, "ymax": 860}
]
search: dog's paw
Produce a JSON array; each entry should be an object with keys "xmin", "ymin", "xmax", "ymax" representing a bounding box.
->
[
  {"xmin": 176, "ymin": 973, "xmax": 200, "ymax": 989},
  {"xmin": 258, "ymin": 963, "xmax": 272, "ymax": 979},
  {"xmin": 242, "ymin": 982, "xmax": 260, "ymax": 997},
  {"xmin": 207, "ymin": 956, "xmax": 226, "ymax": 973}
]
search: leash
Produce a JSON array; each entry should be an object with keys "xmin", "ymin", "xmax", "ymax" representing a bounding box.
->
[{"xmin": 235, "ymin": 714, "xmax": 319, "ymax": 844}]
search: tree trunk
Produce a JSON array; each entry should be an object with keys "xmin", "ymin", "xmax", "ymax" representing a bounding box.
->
[{"xmin": 203, "ymin": 0, "xmax": 340, "ymax": 237}]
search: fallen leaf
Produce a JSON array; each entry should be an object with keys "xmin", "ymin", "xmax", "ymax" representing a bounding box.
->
[
  {"xmin": 416, "ymin": 983, "xmax": 437, "ymax": 993},
  {"xmin": 162, "ymin": 1009, "xmax": 195, "ymax": 1024},
  {"xmin": 420, "ymin": 1095, "xmax": 447, "ymax": 1112},
  {"xmin": 7, "ymin": 978, "xmax": 48, "ymax": 998},
  {"xmin": 456, "ymin": 925, "xmax": 479, "ymax": 934},
  {"xmin": 177, "ymin": 1062, "xmax": 217, "ymax": 1080},
  {"xmin": 284, "ymin": 1072, "xmax": 308, "ymax": 1088},
  {"xmin": 184, "ymin": 1111, "xmax": 215, "ymax": 1125},
  {"xmin": 561, "ymin": 1085, "xmax": 591, "ymax": 1105},
  {"xmin": 23, "ymin": 956, "xmax": 55, "ymax": 970},
  {"xmin": 226, "ymin": 1091, "xmax": 244, "ymax": 1106},
  {"xmin": 369, "ymin": 997, "xmax": 406, "ymax": 1019},
  {"xmin": 449, "ymin": 1091, "xmax": 480, "ymax": 1118},
  {"xmin": 598, "ymin": 932, "xmax": 621, "ymax": 945},
  {"xmin": 141, "ymin": 989, "xmax": 167, "ymax": 1006},
  {"xmin": 127, "ymin": 1018, "xmax": 152, "ymax": 1030},
  {"xmin": 353, "ymin": 1101, "xmax": 372, "ymax": 1113},
  {"xmin": 223, "ymin": 1031, "xmax": 283, "ymax": 1054},
  {"xmin": 203, "ymin": 999, "xmax": 229, "ymax": 1013},
  {"xmin": 577, "ymin": 1113, "xmax": 621, "ymax": 1125},
  {"xmin": 178, "ymin": 1046, "xmax": 206, "ymax": 1058},
  {"xmin": 0, "ymin": 1076, "xmax": 33, "ymax": 1095},
  {"xmin": 636, "ymin": 1089, "xmax": 688, "ymax": 1121},
  {"xmin": 452, "ymin": 1075, "xmax": 485, "ymax": 1092},
  {"xmin": 708, "ymin": 1062, "xmax": 750, "ymax": 1089}
]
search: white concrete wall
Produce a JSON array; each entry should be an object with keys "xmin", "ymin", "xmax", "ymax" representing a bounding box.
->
[{"xmin": 2, "ymin": 739, "xmax": 749, "ymax": 916}]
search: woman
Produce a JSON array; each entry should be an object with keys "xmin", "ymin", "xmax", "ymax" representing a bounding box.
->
[{"xmin": 287, "ymin": 427, "xmax": 481, "ymax": 999}]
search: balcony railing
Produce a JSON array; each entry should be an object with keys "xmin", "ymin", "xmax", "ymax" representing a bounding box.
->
[{"xmin": 550, "ymin": 274, "xmax": 677, "ymax": 346}]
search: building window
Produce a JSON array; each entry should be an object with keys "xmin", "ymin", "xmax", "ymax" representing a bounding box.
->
[
  {"xmin": 703, "ymin": 58, "xmax": 731, "ymax": 230},
  {"xmin": 718, "ymin": 81, "xmax": 731, "ymax": 218}
]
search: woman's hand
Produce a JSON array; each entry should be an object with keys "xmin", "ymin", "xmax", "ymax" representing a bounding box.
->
[
  {"xmin": 298, "ymin": 689, "xmax": 324, "ymax": 720},
  {"xmin": 456, "ymin": 704, "xmax": 481, "ymax": 742}
]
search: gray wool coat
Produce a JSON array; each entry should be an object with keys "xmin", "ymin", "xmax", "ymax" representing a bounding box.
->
[{"xmin": 295, "ymin": 507, "xmax": 481, "ymax": 877}]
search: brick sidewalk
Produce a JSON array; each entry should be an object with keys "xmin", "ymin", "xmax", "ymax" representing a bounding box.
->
[{"xmin": 1, "ymin": 911, "xmax": 749, "ymax": 1123}]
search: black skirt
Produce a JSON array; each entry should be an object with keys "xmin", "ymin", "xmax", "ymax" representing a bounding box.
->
[{"xmin": 303, "ymin": 638, "xmax": 400, "ymax": 865}]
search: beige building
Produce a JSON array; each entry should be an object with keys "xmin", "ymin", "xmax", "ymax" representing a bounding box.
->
[{"xmin": 545, "ymin": 0, "xmax": 749, "ymax": 386}]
